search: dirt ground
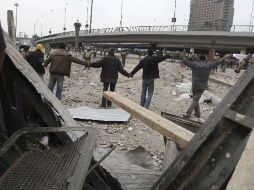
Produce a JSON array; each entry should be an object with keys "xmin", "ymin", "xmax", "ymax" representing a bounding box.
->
[{"xmin": 44, "ymin": 53, "xmax": 242, "ymax": 165}]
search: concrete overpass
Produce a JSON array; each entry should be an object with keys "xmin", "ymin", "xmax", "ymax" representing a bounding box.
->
[{"xmin": 35, "ymin": 25, "xmax": 254, "ymax": 53}]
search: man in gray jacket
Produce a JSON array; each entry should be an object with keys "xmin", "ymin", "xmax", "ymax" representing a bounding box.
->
[{"xmin": 182, "ymin": 53, "xmax": 232, "ymax": 118}]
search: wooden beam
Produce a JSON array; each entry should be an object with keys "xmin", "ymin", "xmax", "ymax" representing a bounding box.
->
[{"xmin": 103, "ymin": 91, "xmax": 194, "ymax": 148}]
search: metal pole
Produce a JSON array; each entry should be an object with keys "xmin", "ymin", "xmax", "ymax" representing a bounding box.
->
[
  {"xmin": 250, "ymin": 0, "xmax": 254, "ymax": 31},
  {"xmin": 173, "ymin": 0, "xmax": 176, "ymax": 27},
  {"xmin": 89, "ymin": 0, "xmax": 94, "ymax": 33},
  {"xmin": 120, "ymin": 0, "xmax": 123, "ymax": 28},
  {"xmin": 14, "ymin": 3, "xmax": 19, "ymax": 37},
  {"xmin": 63, "ymin": 3, "xmax": 68, "ymax": 32},
  {"xmin": 41, "ymin": 15, "xmax": 44, "ymax": 37}
]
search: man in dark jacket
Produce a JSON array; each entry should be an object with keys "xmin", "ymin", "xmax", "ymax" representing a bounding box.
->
[
  {"xmin": 88, "ymin": 48, "xmax": 130, "ymax": 108},
  {"xmin": 129, "ymin": 49, "xmax": 172, "ymax": 109},
  {"xmin": 182, "ymin": 53, "xmax": 232, "ymax": 118},
  {"xmin": 26, "ymin": 44, "xmax": 45, "ymax": 80},
  {"xmin": 43, "ymin": 43, "xmax": 86, "ymax": 99}
]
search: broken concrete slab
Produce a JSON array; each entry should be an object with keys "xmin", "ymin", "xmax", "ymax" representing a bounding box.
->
[{"xmin": 68, "ymin": 106, "xmax": 131, "ymax": 122}]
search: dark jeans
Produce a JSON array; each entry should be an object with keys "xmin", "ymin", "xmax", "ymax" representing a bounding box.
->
[
  {"xmin": 48, "ymin": 75, "xmax": 64, "ymax": 99},
  {"xmin": 122, "ymin": 58, "xmax": 126, "ymax": 67},
  {"xmin": 141, "ymin": 79, "xmax": 154, "ymax": 109},
  {"xmin": 101, "ymin": 83, "xmax": 116, "ymax": 107},
  {"xmin": 186, "ymin": 88, "xmax": 204, "ymax": 117}
]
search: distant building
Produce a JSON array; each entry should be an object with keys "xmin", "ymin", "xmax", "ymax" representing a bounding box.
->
[{"xmin": 188, "ymin": 0, "xmax": 234, "ymax": 31}]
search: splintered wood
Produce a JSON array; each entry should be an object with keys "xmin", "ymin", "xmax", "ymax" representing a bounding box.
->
[{"xmin": 103, "ymin": 91, "xmax": 194, "ymax": 148}]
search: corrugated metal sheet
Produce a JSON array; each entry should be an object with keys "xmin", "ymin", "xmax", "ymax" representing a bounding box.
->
[{"xmin": 68, "ymin": 106, "xmax": 131, "ymax": 122}]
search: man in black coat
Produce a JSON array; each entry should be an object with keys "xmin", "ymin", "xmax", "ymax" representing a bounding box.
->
[
  {"xmin": 130, "ymin": 49, "xmax": 172, "ymax": 109},
  {"xmin": 26, "ymin": 44, "xmax": 45, "ymax": 80},
  {"xmin": 88, "ymin": 48, "xmax": 130, "ymax": 108}
]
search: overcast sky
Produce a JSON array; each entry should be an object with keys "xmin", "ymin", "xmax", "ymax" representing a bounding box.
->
[{"xmin": 0, "ymin": 0, "xmax": 253, "ymax": 37}]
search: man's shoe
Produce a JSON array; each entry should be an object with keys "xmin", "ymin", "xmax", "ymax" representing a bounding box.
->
[
  {"xmin": 194, "ymin": 114, "xmax": 201, "ymax": 118},
  {"xmin": 183, "ymin": 114, "xmax": 191, "ymax": 119}
]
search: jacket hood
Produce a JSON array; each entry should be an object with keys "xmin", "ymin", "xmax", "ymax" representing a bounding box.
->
[{"xmin": 50, "ymin": 49, "xmax": 71, "ymax": 56}]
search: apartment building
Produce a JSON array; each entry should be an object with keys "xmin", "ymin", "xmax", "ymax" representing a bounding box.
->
[{"xmin": 188, "ymin": 0, "xmax": 234, "ymax": 31}]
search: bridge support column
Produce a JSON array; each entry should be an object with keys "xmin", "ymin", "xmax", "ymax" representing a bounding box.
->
[
  {"xmin": 240, "ymin": 49, "xmax": 246, "ymax": 55},
  {"xmin": 74, "ymin": 21, "xmax": 82, "ymax": 52}
]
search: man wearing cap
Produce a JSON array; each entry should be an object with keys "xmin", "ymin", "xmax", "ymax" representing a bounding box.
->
[
  {"xmin": 26, "ymin": 44, "xmax": 45, "ymax": 80},
  {"xmin": 87, "ymin": 48, "xmax": 131, "ymax": 108}
]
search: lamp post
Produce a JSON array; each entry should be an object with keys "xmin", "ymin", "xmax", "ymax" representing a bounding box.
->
[
  {"xmin": 249, "ymin": 0, "xmax": 254, "ymax": 31},
  {"xmin": 89, "ymin": 0, "xmax": 94, "ymax": 33},
  {"xmin": 48, "ymin": 9, "xmax": 53, "ymax": 35},
  {"xmin": 63, "ymin": 3, "xmax": 68, "ymax": 33},
  {"xmin": 120, "ymin": 0, "xmax": 123, "ymax": 28},
  {"xmin": 40, "ymin": 14, "xmax": 44, "ymax": 37},
  {"xmin": 172, "ymin": 0, "xmax": 176, "ymax": 29},
  {"xmin": 85, "ymin": 2, "xmax": 89, "ymax": 33},
  {"xmin": 14, "ymin": 3, "xmax": 19, "ymax": 37},
  {"xmin": 34, "ymin": 19, "xmax": 39, "ymax": 36}
]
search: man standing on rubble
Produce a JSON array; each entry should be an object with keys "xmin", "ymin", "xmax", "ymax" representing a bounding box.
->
[
  {"xmin": 129, "ymin": 48, "xmax": 173, "ymax": 109},
  {"xmin": 43, "ymin": 43, "xmax": 87, "ymax": 99},
  {"xmin": 83, "ymin": 47, "xmax": 92, "ymax": 64},
  {"xmin": 181, "ymin": 53, "xmax": 232, "ymax": 118},
  {"xmin": 87, "ymin": 48, "xmax": 131, "ymax": 108},
  {"xmin": 121, "ymin": 49, "xmax": 127, "ymax": 67},
  {"xmin": 26, "ymin": 44, "xmax": 45, "ymax": 80}
]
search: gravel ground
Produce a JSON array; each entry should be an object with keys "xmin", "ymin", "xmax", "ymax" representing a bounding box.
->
[{"xmin": 44, "ymin": 52, "xmax": 240, "ymax": 164}]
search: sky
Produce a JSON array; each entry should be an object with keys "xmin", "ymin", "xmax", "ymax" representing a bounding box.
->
[{"xmin": 0, "ymin": 0, "xmax": 253, "ymax": 37}]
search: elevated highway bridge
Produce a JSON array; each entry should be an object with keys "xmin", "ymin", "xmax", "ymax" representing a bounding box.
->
[{"xmin": 35, "ymin": 25, "xmax": 254, "ymax": 52}]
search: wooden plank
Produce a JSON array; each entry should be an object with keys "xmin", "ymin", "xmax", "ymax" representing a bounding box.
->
[{"xmin": 103, "ymin": 91, "xmax": 194, "ymax": 148}]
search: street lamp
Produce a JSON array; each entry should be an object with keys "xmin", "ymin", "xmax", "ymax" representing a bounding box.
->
[
  {"xmin": 14, "ymin": 3, "xmax": 19, "ymax": 37},
  {"xmin": 120, "ymin": 0, "xmax": 123, "ymax": 28},
  {"xmin": 171, "ymin": 0, "xmax": 177, "ymax": 28},
  {"xmin": 63, "ymin": 3, "xmax": 68, "ymax": 32},
  {"xmin": 34, "ymin": 19, "xmax": 39, "ymax": 36},
  {"xmin": 89, "ymin": 0, "xmax": 94, "ymax": 33},
  {"xmin": 85, "ymin": 1, "xmax": 89, "ymax": 32},
  {"xmin": 249, "ymin": 0, "xmax": 254, "ymax": 31},
  {"xmin": 40, "ymin": 14, "xmax": 44, "ymax": 37}
]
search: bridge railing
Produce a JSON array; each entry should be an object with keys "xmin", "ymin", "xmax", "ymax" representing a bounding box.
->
[{"xmin": 36, "ymin": 25, "xmax": 254, "ymax": 42}]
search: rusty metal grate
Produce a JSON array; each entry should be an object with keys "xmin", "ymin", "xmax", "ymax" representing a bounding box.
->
[{"xmin": 0, "ymin": 133, "xmax": 89, "ymax": 190}]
